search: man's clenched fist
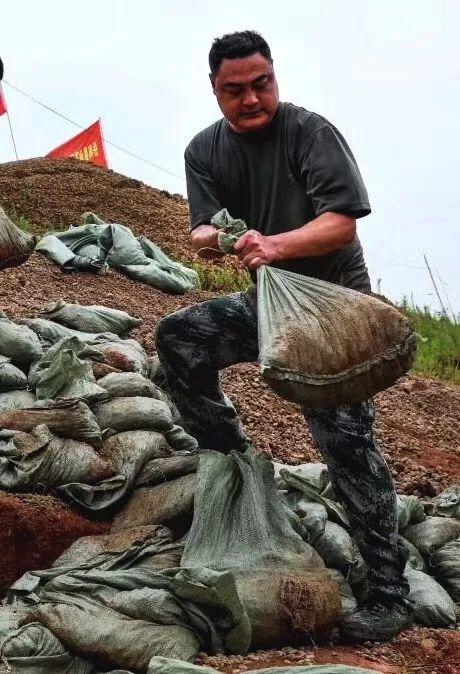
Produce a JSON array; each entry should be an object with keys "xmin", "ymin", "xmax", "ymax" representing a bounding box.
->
[{"xmin": 233, "ymin": 230, "xmax": 281, "ymax": 270}]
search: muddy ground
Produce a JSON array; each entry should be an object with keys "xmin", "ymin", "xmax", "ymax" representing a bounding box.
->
[{"xmin": 0, "ymin": 158, "xmax": 459, "ymax": 672}]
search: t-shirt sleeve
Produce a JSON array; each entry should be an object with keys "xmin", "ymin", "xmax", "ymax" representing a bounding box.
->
[
  {"xmin": 184, "ymin": 142, "xmax": 222, "ymax": 231},
  {"xmin": 300, "ymin": 124, "xmax": 371, "ymax": 219}
]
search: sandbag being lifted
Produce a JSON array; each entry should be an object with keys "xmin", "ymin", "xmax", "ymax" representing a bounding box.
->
[
  {"xmin": 0, "ymin": 207, "xmax": 35, "ymax": 271},
  {"xmin": 257, "ymin": 265, "xmax": 417, "ymax": 407}
]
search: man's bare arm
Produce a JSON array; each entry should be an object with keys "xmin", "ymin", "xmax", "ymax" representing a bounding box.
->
[{"xmin": 233, "ymin": 212, "xmax": 356, "ymax": 270}]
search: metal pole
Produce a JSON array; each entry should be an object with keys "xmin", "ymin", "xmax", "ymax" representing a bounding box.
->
[{"xmin": 423, "ymin": 254, "xmax": 448, "ymax": 318}]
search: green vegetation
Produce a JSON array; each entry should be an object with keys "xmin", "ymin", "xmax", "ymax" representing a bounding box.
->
[
  {"xmin": 401, "ymin": 300, "xmax": 460, "ymax": 384},
  {"xmin": 192, "ymin": 262, "xmax": 252, "ymax": 293},
  {"xmin": 10, "ymin": 210, "xmax": 54, "ymax": 237}
]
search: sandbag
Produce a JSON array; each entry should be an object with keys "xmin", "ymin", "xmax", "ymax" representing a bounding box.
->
[
  {"xmin": 327, "ymin": 569, "xmax": 358, "ymax": 617},
  {"xmin": 404, "ymin": 568, "xmax": 456, "ymax": 627},
  {"xmin": 97, "ymin": 372, "xmax": 159, "ymax": 399},
  {"xmin": 94, "ymin": 397, "xmax": 173, "ymax": 433},
  {"xmin": 0, "ymin": 425, "xmax": 114, "ymax": 491},
  {"xmin": 280, "ymin": 469, "xmax": 350, "ymax": 528},
  {"xmin": 425, "ymin": 485, "xmax": 460, "ymax": 519},
  {"xmin": 400, "ymin": 537, "xmax": 426, "ymax": 571},
  {"xmin": 430, "ymin": 537, "xmax": 460, "ymax": 601},
  {"xmin": 112, "ymin": 473, "xmax": 197, "ymax": 535},
  {"xmin": 257, "ymin": 265, "xmax": 417, "ymax": 407},
  {"xmin": 29, "ymin": 337, "xmax": 106, "ymax": 402},
  {"xmin": 164, "ymin": 424, "xmax": 198, "ymax": 453},
  {"xmin": 146, "ymin": 665, "xmax": 379, "ymax": 674},
  {"xmin": 0, "ymin": 399, "xmax": 102, "ymax": 447},
  {"xmin": 0, "ymin": 313, "xmax": 43, "ymax": 367},
  {"xmin": 308, "ymin": 521, "xmax": 366, "ymax": 582},
  {"xmin": 0, "ymin": 389, "xmax": 36, "ymax": 411},
  {"xmin": 0, "ymin": 206, "xmax": 35, "ymax": 270},
  {"xmin": 182, "ymin": 450, "xmax": 341, "ymax": 647},
  {"xmin": 91, "ymin": 339, "xmax": 149, "ymax": 376},
  {"xmin": 273, "ymin": 461, "xmax": 329, "ymax": 493},
  {"xmin": 403, "ymin": 516, "xmax": 460, "ymax": 556},
  {"xmin": 136, "ymin": 453, "xmax": 200, "ymax": 488},
  {"xmin": 1, "ymin": 622, "xmax": 95, "ymax": 674},
  {"xmin": 17, "ymin": 317, "xmax": 116, "ymax": 346},
  {"xmin": 39, "ymin": 301, "xmax": 141, "ymax": 336},
  {"xmin": 0, "ymin": 355, "xmax": 28, "ymax": 391},
  {"xmin": 396, "ymin": 494, "xmax": 426, "ymax": 530}
]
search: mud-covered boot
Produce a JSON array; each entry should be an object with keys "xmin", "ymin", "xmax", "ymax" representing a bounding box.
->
[{"xmin": 341, "ymin": 601, "xmax": 413, "ymax": 642}]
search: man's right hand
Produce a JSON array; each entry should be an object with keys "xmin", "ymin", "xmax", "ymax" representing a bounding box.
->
[{"xmin": 191, "ymin": 224, "xmax": 225, "ymax": 259}]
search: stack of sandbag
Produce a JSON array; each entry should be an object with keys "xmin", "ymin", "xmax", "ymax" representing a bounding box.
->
[
  {"xmin": 35, "ymin": 212, "xmax": 199, "ymax": 294},
  {"xmin": 0, "ymin": 304, "xmax": 198, "ymax": 515},
  {"xmin": 276, "ymin": 462, "xmax": 460, "ymax": 629},
  {"xmin": 0, "ymin": 206, "xmax": 36, "ymax": 270}
]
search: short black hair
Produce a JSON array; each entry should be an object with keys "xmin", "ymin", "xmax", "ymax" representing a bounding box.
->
[
  {"xmin": 209, "ymin": 30, "xmax": 272, "ymax": 77},
  {"xmin": 0, "ymin": 58, "xmax": 3, "ymax": 81}
]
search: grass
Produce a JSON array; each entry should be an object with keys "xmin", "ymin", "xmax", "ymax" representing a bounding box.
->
[
  {"xmin": 401, "ymin": 300, "xmax": 460, "ymax": 385},
  {"xmin": 9, "ymin": 210, "xmax": 55, "ymax": 237},
  {"xmin": 192, "ymin": 261, "xmax": 252, "ymax": 293}
]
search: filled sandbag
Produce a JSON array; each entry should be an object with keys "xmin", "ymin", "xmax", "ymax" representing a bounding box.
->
[
  {"xmin": 0, "ymin": 206, "xmax": 35, "ymax": 270},
  {"xmin": 430, "ymin": 537, "xmax": 460, "ymax": 601},
  {"xmin": 400, "ymin": 537, "xmax": 426, "ymax": 571},
  {"xmin": 97, "ymin": 372, "xmax": 159, "ymax": 399},
  {"xmin": 280, "ymin": 469, "xmax": 350, "ymax": 528},
  {"xmin": 257, "ymin": 265, "xmax": 417, "ymax": 407},
  {"xmin": 91, "ymin": 339, "xmax": 149, "ymax": 376},
  {"xmin": 0, "ymin": 313, "xmax": 43, "ymax": 367},
  {"xmin": 0, "ymin": 355, "xmax": 28, "ymax": 391},
  {"xmin": 397, "ymin": 494, "xmax": 426, "ymax": 530},
  {"xmin": 425, "ymin": 485, "xmax": 460, "ymax": 519},
  {"xmin": 0, "ymin": 389, "xmax": 36, "ymax": 411},
  {"xmin": 17, "ymin": 317, "xmax": 116, "ymax": 346},
  {"xmin": 94, "ymin": 397, "xmax": 173, "ymax": 433},
  {"xmin": 0, "ymin": 399, "xmax": 102, "ymax": 447},
  {"xmin": 39, "ymin": 302, "xmax": 141, "ymax": 336},
  {"xmin": 308, "ymin": 521, "xmax": 366, "ymax": 582},
  {"xmin": 135, "ymin": 453, "xmax": 200, "ymax": 488},
  {"xmin": 164, "ymin": 425, "xmax": 198, "ymax": 453},
  {"xmin": 403, "ymin": 516, "xmax": 460, "ymax": 556},
  {"xmin": 182, "ymin": 450, "xmax": 341, "ymax": 647},
  {"xmin": 29, "ymin": 337, "xmax": 106, "ymax": 402},
  {"xmin": 0, "ymin": 425, "xmax": 114, "ymax": 491},
  {"xmin": 327, "ymin": 569, "xmax": 358, "ymax": 617},
  {"xmin": 112, "ymin": 473, "xmax": 197, "ymax": 535},
  {"xmin": 404, "ymin": 568, "xmax": 456, "ymax": 627},
  {"xmin": 273, "ymin": 461, "xmax": 329, "ymax": 493}
]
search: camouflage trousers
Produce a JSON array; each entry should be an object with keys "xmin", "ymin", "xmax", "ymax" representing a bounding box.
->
[{"xmin": 155, "ymin": 288, "xmax": 410, "ymax": 606}]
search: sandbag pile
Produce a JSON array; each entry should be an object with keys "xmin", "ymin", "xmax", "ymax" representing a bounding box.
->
[
  {"xmin": 0, "ymin": 302, "xmax": 198, "ymax": 514},
  {"xmin": 0, "ymin": 206, "xmax": 36, "ymax": 270},
  {"xmin": 35, "ymin": 212, "xmax": 199, "ymax": 294}
]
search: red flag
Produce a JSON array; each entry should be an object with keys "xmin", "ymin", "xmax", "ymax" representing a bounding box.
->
[
  {"xmin": 0, "ymin": 85, "xmax": 7, "ymax": 116},
  {"xmin": 47, "ymin": 120, "xmax": 108, "ymax": 167}
]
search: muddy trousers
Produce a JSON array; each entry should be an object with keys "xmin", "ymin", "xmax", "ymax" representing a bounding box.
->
[{"xmin": 155, "ymin": 289, "xmax": 410, "ymax": 606}]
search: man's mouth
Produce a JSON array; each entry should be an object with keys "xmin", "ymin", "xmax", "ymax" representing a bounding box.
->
[{"xmin": 241, "ymin": 110, "xmax": 264, "ymax": 118}]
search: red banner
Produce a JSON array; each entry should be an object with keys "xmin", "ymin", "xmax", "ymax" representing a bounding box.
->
[
  {"xmin": 47, "ymin": 120, "xmax": 108, "ymax": 167},
  {"xmin": 0, "ymin": 85, "xmax": 7, "ymax": 116}
]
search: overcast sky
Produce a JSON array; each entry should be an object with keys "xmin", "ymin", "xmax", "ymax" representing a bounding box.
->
[{"xmin": 1, "ymin": 1, "xmax": 459, "ymax": 314}]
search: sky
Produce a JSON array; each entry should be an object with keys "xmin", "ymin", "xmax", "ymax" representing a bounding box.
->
[{"xmin": 1, "ymin": 1, "xmax": 459, "ymax": 315}]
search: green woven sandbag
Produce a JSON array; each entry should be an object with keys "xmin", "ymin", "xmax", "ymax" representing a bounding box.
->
[
  {"xmin": 0, "ymin": 207, "xmax": 35, "ymax": 271},
  {"xmin": 39, "ymin": 301, "xmax": 141, "ymax": 336},
  {"xmin": 257, "ymin": 265, "xmax": 416, "ymax": 407}
]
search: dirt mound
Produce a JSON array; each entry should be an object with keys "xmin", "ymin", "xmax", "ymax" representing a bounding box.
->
[{"xmin": 0, "ymin": 491, "xmax": 108, "ymax": 594}]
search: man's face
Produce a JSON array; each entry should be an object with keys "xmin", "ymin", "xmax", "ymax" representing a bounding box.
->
[{"xmin": 211, "ymin": 52, "xmax": 279, "ymax": 133}]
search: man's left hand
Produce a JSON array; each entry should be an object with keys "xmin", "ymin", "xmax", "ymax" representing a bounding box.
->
[{"xmin": 233, "ymin": 230, "xmax": 281, "ymax": 270}]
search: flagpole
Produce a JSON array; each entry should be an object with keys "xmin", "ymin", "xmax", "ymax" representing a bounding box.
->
[
  {"xmin": 0, "ymin": 84, "xmax": 18, "ymax": 160},
  {"xmin": 6, "ymin": 108, "xmax": 19, "ymax": 160}
]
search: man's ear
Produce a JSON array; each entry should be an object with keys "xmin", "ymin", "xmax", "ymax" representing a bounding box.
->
[{"xmin": 209, "ymin": 72, "xmax": 216, "ymax": 96}]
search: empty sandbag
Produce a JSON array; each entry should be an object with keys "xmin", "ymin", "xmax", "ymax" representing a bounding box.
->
[
  {"xmin": 0, "ymin": 389, "xmax": 36, "ymax": 411},
  {"xmin": 94, "ymin": 397, "xmax": 173, "ymax": 433},
  {"xmin": 182, "ymin": 450, "xmax": 341, "ymax": 647},
  {"xmin": 397, "ymin": 494, "xmax": 426, "ymax": 530},
  {"xmin": 0, "ymin": 206, "xmax": 35, "ymax": 270},
  {"xmin": 136, "ymin": 453, "xmax": 200, "ymax": 488},
  {"xmin": 0, "ymin": 313, "xmax": 43, "ymax": 367},
  {"xmin": 257, "ymin": 265, "xmax": 416, "ymax": 407},
  {"xmin": 29, "ymin": 337, "xmax": 106, "ymax": 402},
  {"xmin": 405, "ymin": 568, "xmax": 456, "ymax": 627},
  {"xmin": 430, "ymin": 537, "xmax": 460, "ymax": 601},
  {"xmin": 403, "ymin": 516, "xmax": 460, "ymax": 556},
  {"xmin": 0, "ymin": 399, "xmax": 102, "ymax": 447},
  {"xmin": 0, "ymin": 355, "xmax": 28, "ymax": 391},
  {"xmin": 0, "ymin": 425, "xmax": 114, "ymax": 491},
  {"xmin": 112, "ymin": 473, "xmax": 197, "ymax": 535},
  {"xmin": 97, "ymin": 372, "xmax": 159, "ymax": 399},
  {"xmin": 39, "ymin": 301, "xmax": 141, "ymax": 336}
]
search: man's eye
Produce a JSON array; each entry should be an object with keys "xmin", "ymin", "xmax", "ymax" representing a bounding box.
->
[{"xmin": 254, "ymin": 79, "xmax": 268, "ymax": 92}]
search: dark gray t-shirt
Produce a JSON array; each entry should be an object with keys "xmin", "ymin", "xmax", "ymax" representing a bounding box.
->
[{"xmin": 185, "ymin": 102, "xmax": 371, "ymax": 291}]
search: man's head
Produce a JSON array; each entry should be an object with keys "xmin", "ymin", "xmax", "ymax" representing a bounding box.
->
[{"xmin": 209, "ymin": 30, "xmax": 279, "ymax": 134}]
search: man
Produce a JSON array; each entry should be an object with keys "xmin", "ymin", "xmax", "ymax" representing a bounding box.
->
[{"xmin": 156, "ymin": 31, "xmax": 412, "ymax": 642}]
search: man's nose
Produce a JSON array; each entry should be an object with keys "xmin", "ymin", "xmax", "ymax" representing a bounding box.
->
[{"xmin": 242, "ymin": 88, "xmax": 259, "ymax": 107}]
